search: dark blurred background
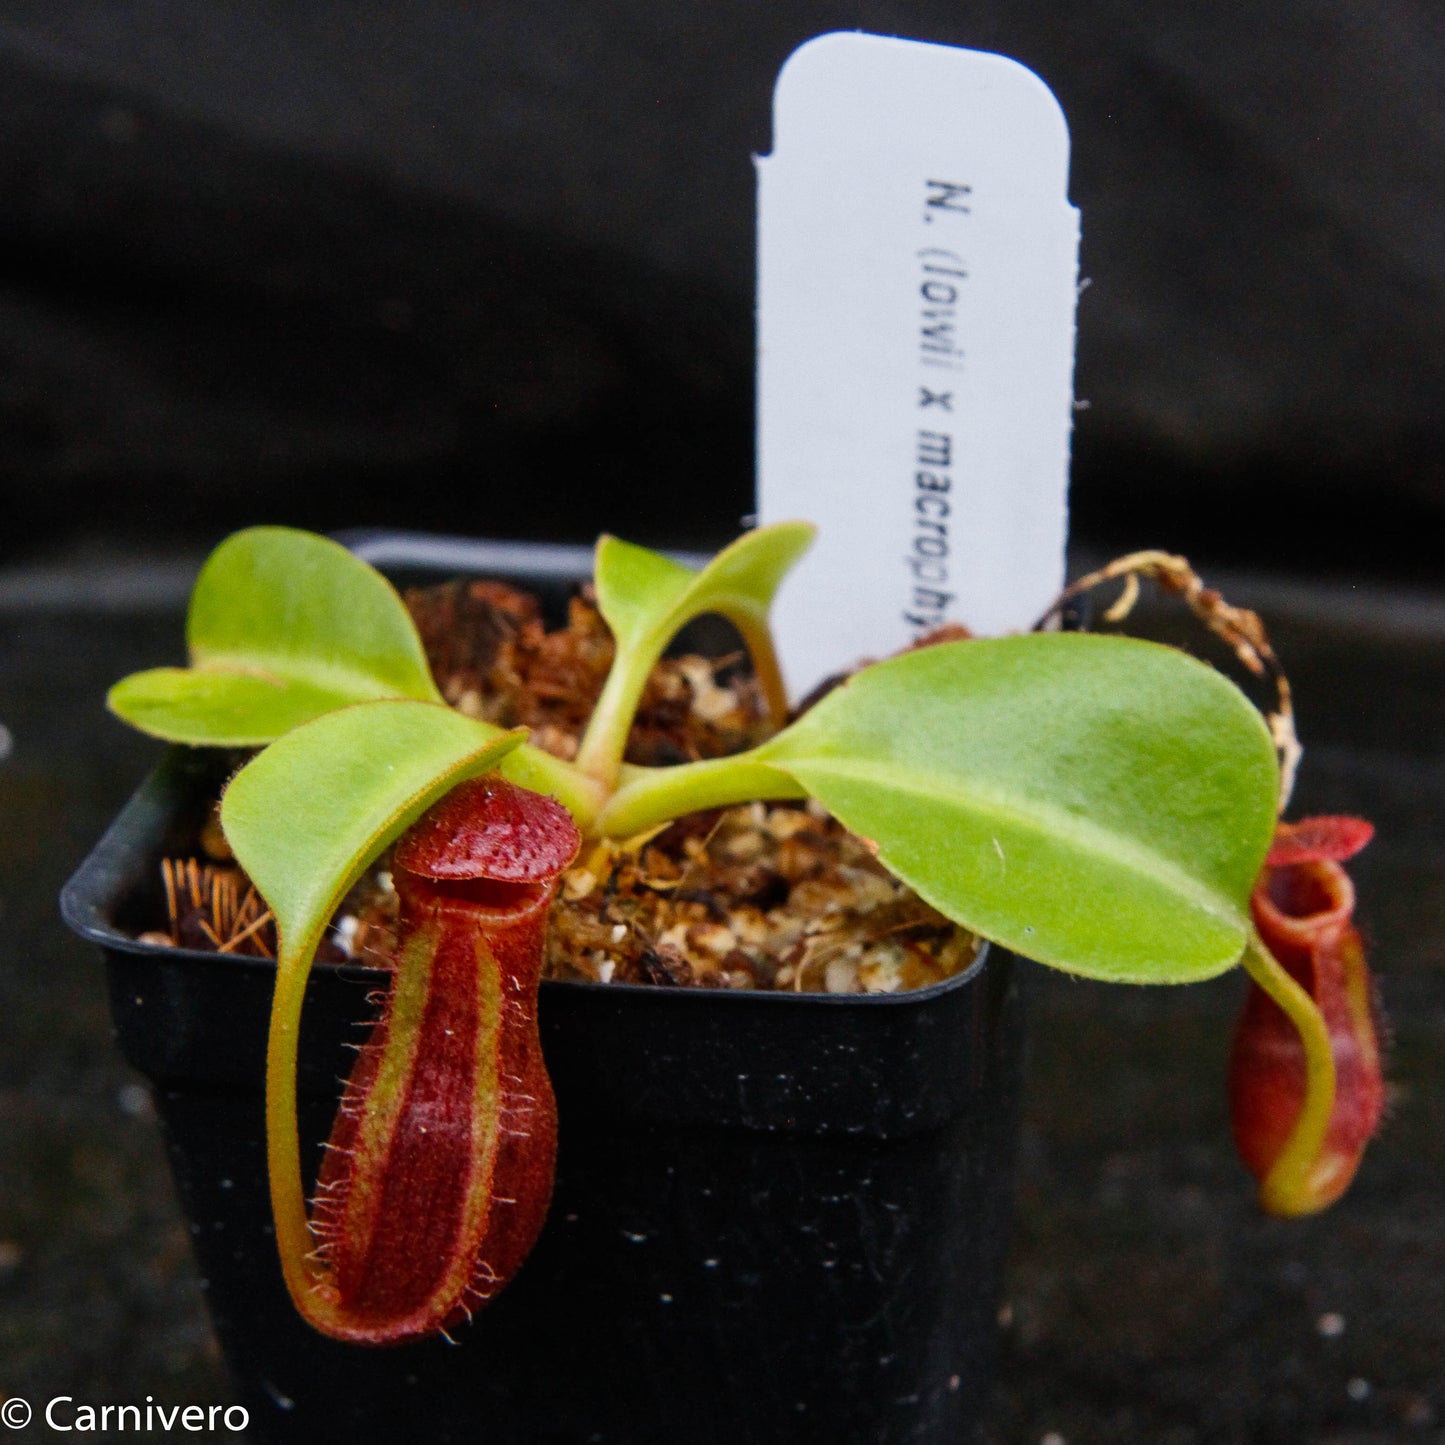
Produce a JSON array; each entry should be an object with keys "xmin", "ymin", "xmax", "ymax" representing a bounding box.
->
[{"xmin": 1, "ymin": 1, "xmax": 1442, "ymax": 570}]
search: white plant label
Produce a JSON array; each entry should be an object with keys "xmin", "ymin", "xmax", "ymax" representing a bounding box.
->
[{"xmin": 756, "ymin": 31, "xmax": 1079, "ymax": 690}]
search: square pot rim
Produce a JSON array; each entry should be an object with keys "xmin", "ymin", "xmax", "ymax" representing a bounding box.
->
[{"xmin": 61, "ymin": 743, "xmax": 993, "ymax": 1012}]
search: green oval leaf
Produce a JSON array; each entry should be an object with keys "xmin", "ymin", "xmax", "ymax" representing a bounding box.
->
[
  {"xmin": 576, "ymin": 523, "xmax": 815, "ymax": 781},
  {"xmin": 591, "ymin": 537, "xmax": 697, "ymax": 655},
  {"xmin": 108, "ymin": 528, "xmax": 442, "ymax": 745},
  {"xmin": 594, "ymin": 521, "xmax": 815, "ymax": 668},
  {"xmin": 756, "ymin": 633, "xmax": 1280, "ymax": 983},
  {"xmin": 221, "ymin": 701, "xmax": 521, "ymax": 963}
]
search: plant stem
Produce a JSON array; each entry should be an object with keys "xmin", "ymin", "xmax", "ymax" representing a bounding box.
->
[
  {"xmin": 598, "ymin": 753, "xmax": 808, "ymax": 840},
  {"xmin": 573, "ymin": 657, "xmax": 647, "ymax": 790},
  {"xmin": 498, "ymin": 744, "xmax": 608, "ymax": 833},
  {"xmin": 1240, "ymin": 928, "xmax": 1338, "ymax": 1217},
  {"xmin": 265, "ymin": 936, "xmax": 326, "ymax": 1323},
  {"xmin": 728, "ymin": 605, "xmax": 791, "ymax": 730},
  {"xmin": 575, "ymin": 601, "xmax": 793, "ymax": 789}
]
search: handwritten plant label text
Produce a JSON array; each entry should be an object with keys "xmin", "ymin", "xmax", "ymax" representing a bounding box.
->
[{"xmin": 757, "ymin": 32, "xmax": 1080, "ymax": 689}]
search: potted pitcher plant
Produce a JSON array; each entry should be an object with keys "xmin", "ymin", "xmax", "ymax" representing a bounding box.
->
[{"xmin": 62, "ymin": 524, "xmax": 1383, "ymax": 1445}]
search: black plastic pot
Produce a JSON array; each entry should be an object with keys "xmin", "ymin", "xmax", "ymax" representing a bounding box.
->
[{"xmin": 61, "ymin": 535, "xmax": 1027, "ymax": 1445}]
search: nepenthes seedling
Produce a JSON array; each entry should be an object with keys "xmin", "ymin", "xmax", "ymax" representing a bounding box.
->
[{"xmin": 108, "ymin": 525, "xmax": 1382, "ymax": 1344}]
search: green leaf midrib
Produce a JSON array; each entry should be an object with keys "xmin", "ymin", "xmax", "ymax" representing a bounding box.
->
[
  {"xmin": 773, "ymin": 754, "xmax": 1247, "ymax": 930},
  {"xmin": 189, "ymin": 647, "xmax": 434, "ymax": 702}
]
